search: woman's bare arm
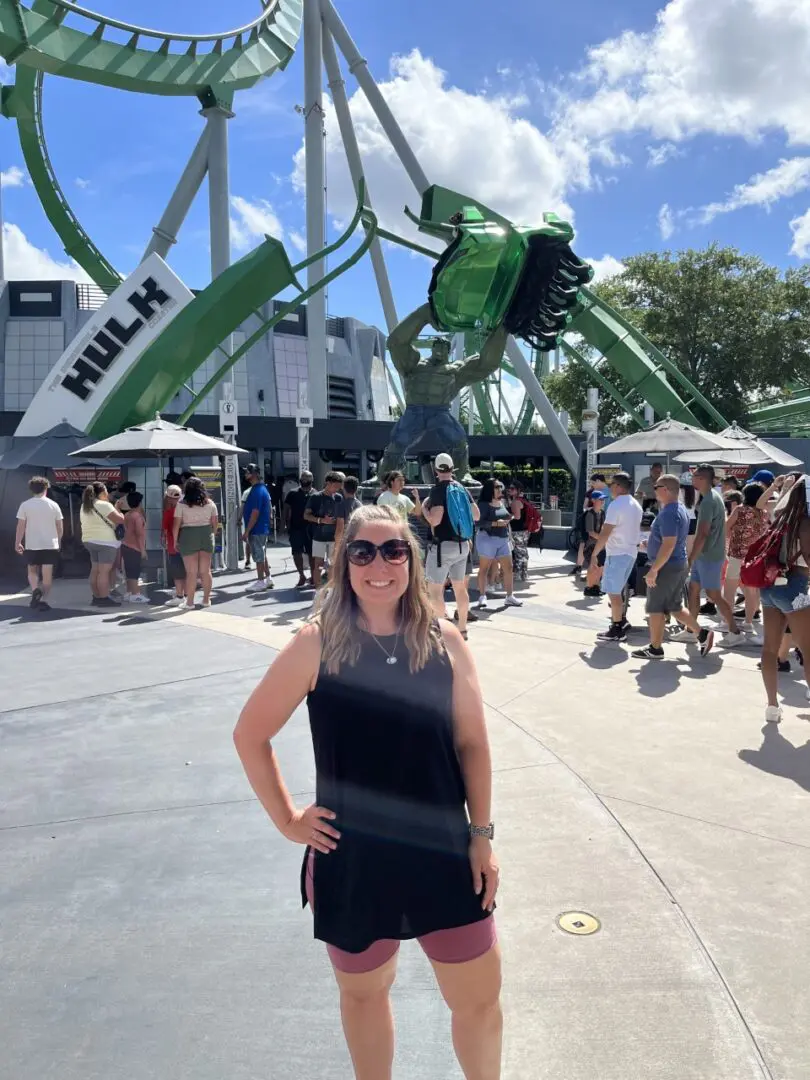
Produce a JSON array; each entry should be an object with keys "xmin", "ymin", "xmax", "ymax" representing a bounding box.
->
[{"xmin": 233, "ymin": 624, "xmax": 322, "ymax": 833}]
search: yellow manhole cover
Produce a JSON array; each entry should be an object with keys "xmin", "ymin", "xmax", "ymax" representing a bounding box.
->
[{"xmin": 557, "ymin": 911, "xmax": 600, "ymax": 936}]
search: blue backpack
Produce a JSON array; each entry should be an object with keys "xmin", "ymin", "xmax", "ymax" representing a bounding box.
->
[{"xmin": 434, "ymin": 481, "xmax": 475, "ymax": 562}]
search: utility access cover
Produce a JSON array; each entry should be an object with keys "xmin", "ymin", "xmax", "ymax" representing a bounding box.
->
[{"xmin": 557, "ymin": 911, "xmax": 601, "ymax": 936}]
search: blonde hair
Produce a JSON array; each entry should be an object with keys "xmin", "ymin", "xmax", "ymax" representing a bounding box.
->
[{"xmin": 315, "ymin": 504, "xmax": 443, "ymax": 675}]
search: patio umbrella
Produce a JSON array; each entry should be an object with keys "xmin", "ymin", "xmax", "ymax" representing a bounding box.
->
[
  {"xmin": 69, "ymin": 415, "xmax": 248, "ymax": 459},
  {"xmin": 675, "ymin": 422, "xmax": 802, "ymax": 468},
  {"xmin": 597, "ymin": 416, "xmax": 733, "ymax": 457},
  {"xmin": 69, "ymin": 416, "xmax": 248, "ymax": 583},
  {"xmin": 0, "ymin": 421, "xmax": 113, "ymax": 470}
]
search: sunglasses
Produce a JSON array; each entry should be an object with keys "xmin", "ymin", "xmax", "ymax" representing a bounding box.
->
[{"xmin": 346, "ymin": 539, "xmax": 411, "ymax": 566}]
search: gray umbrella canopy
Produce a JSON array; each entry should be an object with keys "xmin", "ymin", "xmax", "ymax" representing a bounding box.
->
[
  {"xmin": 69, "ymin": 416, "xmax": 248, "ymax": 460},
  {"xmin": 0, "ymin": 422, "xmax": 112, "ymax": 470},
  {"xmin": 675, "ymin": 422, "xmax": 802, "ymax": 468},
  {"xmin": 597, "ymin": 417, "xmax": 733, "ymax": 457}
]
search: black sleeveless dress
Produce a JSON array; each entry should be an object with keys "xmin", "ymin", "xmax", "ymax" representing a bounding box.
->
[{"xmin": 301, "ymin": 630, "xmax": 492, "ymax": 954}]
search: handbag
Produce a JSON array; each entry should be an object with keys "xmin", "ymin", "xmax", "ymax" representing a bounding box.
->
[{"xmin": 94, "ymin": 503, "xmax": 125, "ymax": 542}]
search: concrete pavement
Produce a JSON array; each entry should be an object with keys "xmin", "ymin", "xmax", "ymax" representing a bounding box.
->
[{"xmin": 0, "ymin": 548, "xmax": 807, "ymax": 1078}]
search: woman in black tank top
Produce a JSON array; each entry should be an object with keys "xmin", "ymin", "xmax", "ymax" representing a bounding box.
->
[{"xmin": 235, "ymin": 505, "xmax": 502, "ymax": 1079}]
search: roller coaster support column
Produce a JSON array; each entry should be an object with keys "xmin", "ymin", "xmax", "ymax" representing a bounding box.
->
[
  {"xmin": 321, "ymin": 0, "xmax": 430, "ymax": 196},
  {"xmin": 506, "ymin": 338, "xmax": 579, "ymax": 473},
  {"xmin": 304, "ymin": 0, "xmax": 328, "ymax": 427},
  {"xmin": 143, "ymin": 127, "xmax": 211, "ymax": 262},
  {"xmin": 203, "ymin": 97, "xmax": 239, "ymax": 571},
  {"xmin": 322, "ymin": 26, "xmax": 399, "ymax": 337}
]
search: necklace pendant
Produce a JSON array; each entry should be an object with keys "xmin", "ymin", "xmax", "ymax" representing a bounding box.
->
[{"xmin": 386, "ymin": 656, "xmax": 398, "ymax": 665}]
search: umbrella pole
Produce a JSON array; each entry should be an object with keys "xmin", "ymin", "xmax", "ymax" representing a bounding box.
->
[{"xmin": 160, "ymin": 455, "xmax": 168, "ymax": 589}]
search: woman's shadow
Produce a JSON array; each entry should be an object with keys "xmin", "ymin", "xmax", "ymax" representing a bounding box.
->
[{"xmin": 738, "ymin": 723, "xmax": 810, "ymax": 792}]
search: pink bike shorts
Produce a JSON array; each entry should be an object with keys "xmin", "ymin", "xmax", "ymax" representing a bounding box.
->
[{"xmin": 306, "ymin": 851, "xmax": 497, "ymax": 975}]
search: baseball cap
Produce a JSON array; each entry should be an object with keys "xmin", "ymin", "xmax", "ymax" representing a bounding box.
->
[
  {"xmin": 589, "ymin": 488, "xmax": 607, "ymax": 500},
  {"xmin": 245, "ymin": 463, "xmax": 261, "ymax": 476},
  {"xmin": 679, "ymin": 470, "xmax": 693, "ymax": 486},
  {"xmin": 166, "ymin": 484, "xmax": 182, "ymax": 498},
  {"xmin": 751, "ymin": 469, "xmax": 775, "ymax": 486},
  {"xmin": 434, "ymin": 453, "xmax": 454, "ymax": 472}
]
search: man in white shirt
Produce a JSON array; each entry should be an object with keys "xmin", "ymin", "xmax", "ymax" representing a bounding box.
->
[
  {"xmin": 590, "ymin": 471, "xmax": 642, "ymax": 642},
  {"xmin": 15, "ymin": 476, "xmax": 64, "ymax": 611}
]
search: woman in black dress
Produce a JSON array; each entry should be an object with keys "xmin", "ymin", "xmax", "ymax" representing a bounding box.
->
[{"xmin": 234, "ymin": 504, "xmax": 502, "ymax": 1079}]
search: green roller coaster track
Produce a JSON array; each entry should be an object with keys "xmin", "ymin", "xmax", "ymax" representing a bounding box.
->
[
  {"xmin": 0, "ymin": 0, "xmax": 729, "ymax": 440},
  {"xmin": 0, "ymin": 0, "xmax": 302, "ymax": 292}
]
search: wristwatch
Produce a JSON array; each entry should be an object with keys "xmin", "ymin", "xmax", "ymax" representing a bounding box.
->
[{"xmin": 469, "ymin": 822, "xmax": 495, "ymax": 840}]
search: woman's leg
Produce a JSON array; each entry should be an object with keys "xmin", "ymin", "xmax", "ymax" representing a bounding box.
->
[
  {"xmin": 332, "ymin": 955, "xmax": 398, "ymax": 1080},
  {"xmin": 499, "ymin": 555, "xmax": 514, "ymax": 596},
  {"xmin": 744, "ymin": 587, "xmax": 760, "ymax": 626},
  {"xmin": 183, "ymin": 553, "xmax": 199, "ymax": 604},
  {"xmin": 723, "ymin": 573, "xmax": 738, "ymax": 615},
  {"xmin": 430, "ymin": 946, "xmax": 503, "ymax": 1080},
  {"xmin": 784, "ymin": 609, "xmax": 810, "ymax": 694},
  {"xmin": 779, "ymin": 630, "xmax": 792, "ymax": 663},
  {"xmin": 199, "ymin": 551, "xmax": 213, "ymax": 603},
  {"xmin": 761, "ymin": 606, "xmax": 787, "ymax": 708},
  {"xmin": 477, "ymin": 556, "xmax": 491, "ymax": 603},
  {"xmin": 96, "ymin": 563, "xmax": 112, "ymax": 599},
  {"xmin": 89, "ymin": 562, "xmax": 99, "ymax": 598}
]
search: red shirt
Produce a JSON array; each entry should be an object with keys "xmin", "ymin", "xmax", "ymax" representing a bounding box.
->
[{"xmin": 162, "ymin": 507, "xmax": 178, "ymax": 555}]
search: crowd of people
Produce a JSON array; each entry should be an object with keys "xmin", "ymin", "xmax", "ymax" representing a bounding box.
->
[{"xmin": 572, "ymin": 462, "xmax": 810, "ymax": 724}]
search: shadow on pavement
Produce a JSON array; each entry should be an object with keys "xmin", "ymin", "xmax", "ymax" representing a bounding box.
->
[
  {"xmin": 738, "ymin": 723, "xmax": 810, "ymax": 792},
  {"xmin": 0, "ymin": 603, "xmax": 101, "ymax": 625},
  {"xmin": 579, "ymin": 647, "xmax": 629, "ymax": 670}
]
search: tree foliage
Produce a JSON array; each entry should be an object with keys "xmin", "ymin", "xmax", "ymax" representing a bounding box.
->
[{"xmin": 543, "ymin": 245, "xmax": 810, "ymax": 433}]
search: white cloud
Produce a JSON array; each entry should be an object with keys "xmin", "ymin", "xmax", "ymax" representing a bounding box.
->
[
  {"xmin": 658, "ymin": 203, "xmax": 675, "ymax": 240},
  {"xmin": 1, "ymin": 166, "xmax": 25, "ymax": 188},
  {"xmin": 230, "ymin": 195, "xmax": 284, "ymax": 252},
  {"xmin": 700, "ymin": 156, "xmax": 810, "ymax": 222},
  {"xmin": 558, "ymin": 0, "xmax": 810, "ymax": 161},
  {"xmin": 2, "ymin": 223, "xmax": 90, "ymax": 281},
  {"xmin": 0, "ymin": 59, "xmax": 12, "ymax": 86},
  {"xmin": 289, "ymin": 229, "xmax": 307, "ymax": 255},
  {"xmin": 585, "ymin": 254, "xmax": 625, "ymax": 282},
  {"xmin": 647, "ymin": 142, "xmax": 680, "ymax": 168},
  {"xmin": 790, "ymin": 208, "xmax": 810, "ymax": 257},
  {"xmin": 75, "ymin": 177, "xmax": 91, "ymax": 190},
  {"xmin": 293, "ymin": 50, "xmax": 580, "ymax": 244}
]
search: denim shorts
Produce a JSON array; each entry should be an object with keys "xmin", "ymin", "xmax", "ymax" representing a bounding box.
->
[
  {"xmin": 690, "ymin": 558, "xmax": 724, "ymax": 591},
  {"xmin": 249, "ymin": 533, "xmax": 269, "ymax": 563},
  {"xmin": 602, "ymin": 553, "xmax": 636, "ymax": 596},
  {"xmin": 760, "ymin": 571, "xmax": 809, "ymax": 614},
  {"xmin": 476, "ymin": 531, "xmax": 511, "ymax": 560}
]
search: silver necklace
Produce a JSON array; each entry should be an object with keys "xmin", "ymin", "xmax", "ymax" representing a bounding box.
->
[{"xmin": 368, "ymin": 625, "xmax": 401, "ymax": 665}]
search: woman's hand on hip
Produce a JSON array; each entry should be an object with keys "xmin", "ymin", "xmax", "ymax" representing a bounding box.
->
[
  {"xmin": 283, "ymin": 804, "xmax": 340, "ymax": 854},
  {"xmin": 469, "ymin": 837, "xmax": 499, "ymax": 911}
]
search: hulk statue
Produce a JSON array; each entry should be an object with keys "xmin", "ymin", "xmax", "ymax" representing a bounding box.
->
[{"xmin": 379, "ymin": 302, "xmax": 508, "ymax": 483}]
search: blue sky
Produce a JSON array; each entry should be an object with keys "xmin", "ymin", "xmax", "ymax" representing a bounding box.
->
[{"xmin": 1, "ymin": 0, "xmax": 809, "ymax": 339}]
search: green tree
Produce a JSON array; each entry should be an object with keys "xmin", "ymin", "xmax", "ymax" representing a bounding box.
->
[{"xmin": 544, "ymin": 245, "xmax": 810, "ymax": 430}]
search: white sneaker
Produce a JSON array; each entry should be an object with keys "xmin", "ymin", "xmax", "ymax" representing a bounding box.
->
[
  {"xmin": 490, "ymin": 584, "xmax": 505, "ymax": 595},
  {"xmin": 201, "ymin": 599, "xmax": 212, "ymax": 607},
  {"xmin": 246, "ymin": 579, "xmax": 266, "ymax": 592},
  {"xmin": 165, "ymin": 596, "xmax": 183, "ymax": 607},
  {"xmin": 262, "ymin": 578, "xmax": 275, "ymax": 590},
  {"xmin": 765, "ymin": 705, "xmax": 782, "ymax": 724},
  {"xmin": 477, "ymin": 594, "xmax": 489, "ymax": 609},
  {"xmin": 178, "ymin": 600, "xmax": 191, "ymax": 612},
  {"xmin": 670, "ymin": 629, "xmax": 697, "ymax": 643},
  {"xmin": 504, "ymin": 595, "xmax": 523, "ymax": 607},
  {"xmin": 121, "ymin": 592, "xmax": 132, "ymax": 603},
  {"xmin": 723, "ymin": 632, "xmax": 745, "ymax": 647},
  {"xmin": 129, "ymin": 594, "xmax": 149, "ymax": 604},
  {"xmin": 742, "ymin": 622, "xmax": 756, "ymax": 634}
]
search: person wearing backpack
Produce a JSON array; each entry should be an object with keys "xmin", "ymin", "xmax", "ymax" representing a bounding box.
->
[
  {"xmin": 507, "ymin": 480, "xmax": 541, "ymax": 582},
  {"xmin": 422, "ymin": 453, "xmax": 479, "ymax": 639}
]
